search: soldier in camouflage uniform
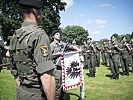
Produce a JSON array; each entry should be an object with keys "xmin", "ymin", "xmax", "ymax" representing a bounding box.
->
[
  {"xmin": 82, "ymin": 41, "xmax": 89, "ymax": 69},
  {"xmin": 9, "ymin": 0, "xmax": 56, "ymax": 100},
  {"xmin": 87, "ymin": 38, "xmax": 96, "ymax": 77},
  {"xmin": 94, "ymin": 41, "xmax": 101, "ymax": 67},
  {"xmin": 50, "ymin": 30, "xmax": 66, "ymax": 100},
  {"xmin": 109, "ymin": 35, "xmax": 121, "ymax": 80},
  {"xmin": 120, "ymin": 36, "xmax": 132, "ymax": 76},
  {"xmin": 101, "ymin": 42, "xmax": 108, "ymax": 66},
  {"xmin": 129, "ymin": 38, "xmax": 133, "ymax": 72},
  {"xmin": 0, "ymin": 39, "xmax": 8, "ymax": 72}
]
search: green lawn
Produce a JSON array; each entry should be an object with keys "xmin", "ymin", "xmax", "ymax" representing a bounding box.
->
[{"xmin": 0, "ymin": 65, "xmax": 133, "ymax": 100}]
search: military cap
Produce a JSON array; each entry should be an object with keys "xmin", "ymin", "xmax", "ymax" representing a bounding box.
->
[
  {"xmin": 19, "ymin": 0, "xmax": 44, "ymax": 9},
  {"xmin": 51, "ymin": 30, "xmax": 60, "ymax": 36},
  {"xmin": 87, "ymin": 37, "xmax": 92, "ymax": 40},
  {"xmin": 110, "ymin": 35, "xmax": 115, "ymax": 39}
]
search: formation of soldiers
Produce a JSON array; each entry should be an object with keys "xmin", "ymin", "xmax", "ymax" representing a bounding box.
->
[
  {"xmin": 101, "ymin": 35, "xmax": 133, "ymax": 80},
  {"xmin": 81, "ymin": 37, "xmax": 101, "ymax": 78},
  {"xmin": 1, "ymin": 0, "xmax": 132, "ymax": 100},
  {"xmin": 81, "ymin": 35, "xmax": 133, "ymax": 80}
]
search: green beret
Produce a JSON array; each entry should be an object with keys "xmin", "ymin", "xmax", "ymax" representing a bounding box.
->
[{"xmin": 19, "ymin": 0, "xmax": 44, "ymax": 9}]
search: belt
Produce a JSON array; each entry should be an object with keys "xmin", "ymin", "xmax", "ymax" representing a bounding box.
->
[{"xmin": 20, "ymin": 85, "xmax": 42, "ymax": 96}]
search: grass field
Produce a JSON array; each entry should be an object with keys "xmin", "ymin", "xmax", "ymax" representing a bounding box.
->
[{"xmin": 0, "ymin": 65, "xmax": 133, "ymax": 100}]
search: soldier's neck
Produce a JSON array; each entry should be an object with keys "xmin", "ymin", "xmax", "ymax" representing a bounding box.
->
[
  {"xmin": 54, "ymin": 39, "xmax": 60, "ymax": 43},
  {"xmin": 23, "ymin": 15, "xmax": 37, "ymax": 24}
]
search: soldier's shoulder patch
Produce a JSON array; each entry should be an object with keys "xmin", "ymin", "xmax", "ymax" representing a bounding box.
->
[{"xmin": 40, "ymin": 45, "xmax": 48, "ymax": 57}]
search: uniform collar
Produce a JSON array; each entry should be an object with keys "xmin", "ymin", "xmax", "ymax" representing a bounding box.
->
[{"xmin": 22, "ymin": 22, "xmax": 38, "ymax": 27}]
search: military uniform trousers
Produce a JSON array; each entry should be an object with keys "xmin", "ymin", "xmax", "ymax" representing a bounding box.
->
[
  {"xmin": 96, "ymin": 52, "xmax": 100, "ymax": 67},
  {"xmin": 17, "ymin": 86, "xmax": 46, "ymax": 100},
  {"xmin": 110, "ymin": 54, "xmax": 120, "ymax": 75},
  {"xmin": 88, "ymin": 54, "xmax": 96, "ymax": 74},
  {"xmin": 108, "ymin": 55, "xmax": 112, "ymax": 69},
  {"xmin": 102, "ymin": 52, "xmax": 108, "ymax": 65},
  {"xmin": 54, "ymin": 67, "xmax": 64, "ymax": 100},
  {"xmin": 121, "ymin": 53, "xmax": 130, "ymax": 74},
  {"xmin": 83, "ymin": 53, "xmax": 89, "ymax": 68}
]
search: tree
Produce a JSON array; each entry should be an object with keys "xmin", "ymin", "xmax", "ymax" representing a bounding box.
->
[
  {"xmin": 120, "ymin": 34, "xmax": 131, "ymax": 42},
  {"xmin": 131, "ymin": 31, "xmax": 133, "ymax": 38},
  {"xmin": 61, "ymin": 25, "xmax": 88, "ymax": 45},
  {"xmin": 100, "ymin": 38, "xmax": 109, "ymax": 44},
  {"xmin": 0, "ymin": 0, "xmax": 66, "ymax": 45}
]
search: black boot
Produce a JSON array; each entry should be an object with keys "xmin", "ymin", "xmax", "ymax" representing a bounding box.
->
[
  {"xmin": 121, "ymin": 71, "xmax": 125, "ymax": 76},
  {"xmin": 110, "ymin": 74, "xmax": 116, "ymax": 80},
  {"xmin": 92, "ymin": 72, "xmax": 95, "ymax": 78},
  {"xmin": 125, "ymin": 72, "xmax": 129, "ymax": 76},
  {"xmin": 89, "ymin": 72, "xmax": 93, "ymax": 77},
  {"xmin": 115, "ymin": 74, "xmax": 119, "ymax": 80}
]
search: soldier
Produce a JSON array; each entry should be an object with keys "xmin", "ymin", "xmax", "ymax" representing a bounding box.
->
[
  {"xmin": 101, "ymin": 42, "xmax": 108, "ymax": 66},
  {"xmin": 109, "ymin": 35, "xmax": 121, "ymax": 80},
  {"xmin": 81, "ymin": 41, "xmax": 89, "ymax": 69},
  {"xmin": 94, "ymin": 41, "xmax": 101, "ymax": 67},
  {"xmin": 87, "ymin": 38, "xmax": 96, "ymax": 77},
  {"xmin": 0, "ymin": 39, "xmax": 9, "ymax": 72},
  {"xmin": 120, "ymin": 36, "xmax": 132, "ymax": 76},
  {"xmin": 50, "ymin": 30, "xmax": 66, "ymax": 100},
  {"xmin": 50, "ymin": 30, "xmax": 81, "ymax": 99},
  {"xmin": 9, "ymin": 0, "xmax": 56, "ymax": 100},
  {"xmin": 129, "ymin": 38, "xmax": 133, "ymax": 72},
  {"xmin": 107, "ymin": 40, "xmax": 112, "ymax": 69}
]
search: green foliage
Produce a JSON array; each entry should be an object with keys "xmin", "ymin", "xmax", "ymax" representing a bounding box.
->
[
  {"xmin": 100, "ymin": 33, "xmax": 132, "ymax": 44},
  {"xmin": 0, "ymin": 0, "xmax": 21, "ymax": 45},
  {"xmin": 0, "ymin": 0, "xmax": 66, "ymax": 44},
  {"xmin": 100, "ymin": 38, "xmax": 109, "ymax": 44},
  {"xmin": 41, "ymin": 0, "xmax": 66, "ymax": 34},
  {"xmin": 131, "ymin": 32, "xmax": 133, "ymax": 38},
  {"xmin": 112, "ymin": 33, "xmax": 121, "ymax": 42},
  {"xmin": 62, "ymin": 25, "xmax": 88, "ymax": 45}
]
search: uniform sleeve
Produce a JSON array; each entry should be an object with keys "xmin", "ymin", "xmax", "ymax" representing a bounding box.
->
[{"xmin": 31, "ymin": 33, "xmax": 55, "ymax": 74}]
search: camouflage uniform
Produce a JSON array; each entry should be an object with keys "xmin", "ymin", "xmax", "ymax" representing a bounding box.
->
[
  {"xmin": 50, "ymin": 39, "xmax": 66, "ymax": 100},
  {"xmin": 10, "ymin": 22, "xmax": 55, "ymax": 100},
  {"xmin": 0, "ymin": 40, "xmax": 8, "ymax": 72},
  {"xmin": 88, "ymin": 43, "xmax": 96, "ymax": 77},
  {"xmin": 120, "ymin": 42, "xmax": 131, "ymax": 75},
  {"xmin": 101, "ymin": 44, "xmax": 108, "ymax": 66},
  {"xmin": 109, "ymin": 38, "xmax": 120, "ymax": 80},
  {"xmin": 81, "ymin": 42, "xmax": 89, "ymax": 69},
  {"xmin": 94, "ymin": 42, "xmax": 101, "ymax": 67}
]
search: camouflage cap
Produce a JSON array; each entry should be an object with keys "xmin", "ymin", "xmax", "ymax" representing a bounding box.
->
[{"xmin": 19, "ymin": 0, "xmax": 44, "ymax": 9}]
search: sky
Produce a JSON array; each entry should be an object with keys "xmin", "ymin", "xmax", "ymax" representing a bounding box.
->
[{"xmin": 60, "ymin": 0, "xmax": 133, "ymax": 41}]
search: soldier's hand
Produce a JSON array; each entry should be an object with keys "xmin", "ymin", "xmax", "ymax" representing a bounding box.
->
[
  {"xmin": 114, "ymin": 44, "xmax": 118, "ymax": 47},
  {"xmin": 15, "ymin": 76, "xmax": 20, "ymax": 86},
  {"xmin": 125, "ymin": 43, "xmax": 128, "ymax": 47}
]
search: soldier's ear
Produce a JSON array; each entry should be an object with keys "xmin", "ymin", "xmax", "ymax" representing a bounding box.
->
[{"xmin": 32, "ymin": 8, "xmax": 36, "ymax": 14}]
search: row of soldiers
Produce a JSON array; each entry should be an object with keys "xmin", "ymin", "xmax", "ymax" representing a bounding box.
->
[
  {"xmin": 81, "ymin": 37, "xmax": 100, "ymax": 78},
  {"xmin": 101, "ymin": 35, "xmax": 133, "ymax": 79},
  {"xmin": 81, "ymin": 35, "xmax": 133, "ymax": 80}
]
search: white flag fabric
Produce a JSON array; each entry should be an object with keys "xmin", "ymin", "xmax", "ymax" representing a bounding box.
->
[{"xmin": 61, "ymin": 52, "xmax": 84, "ymax": 91}]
